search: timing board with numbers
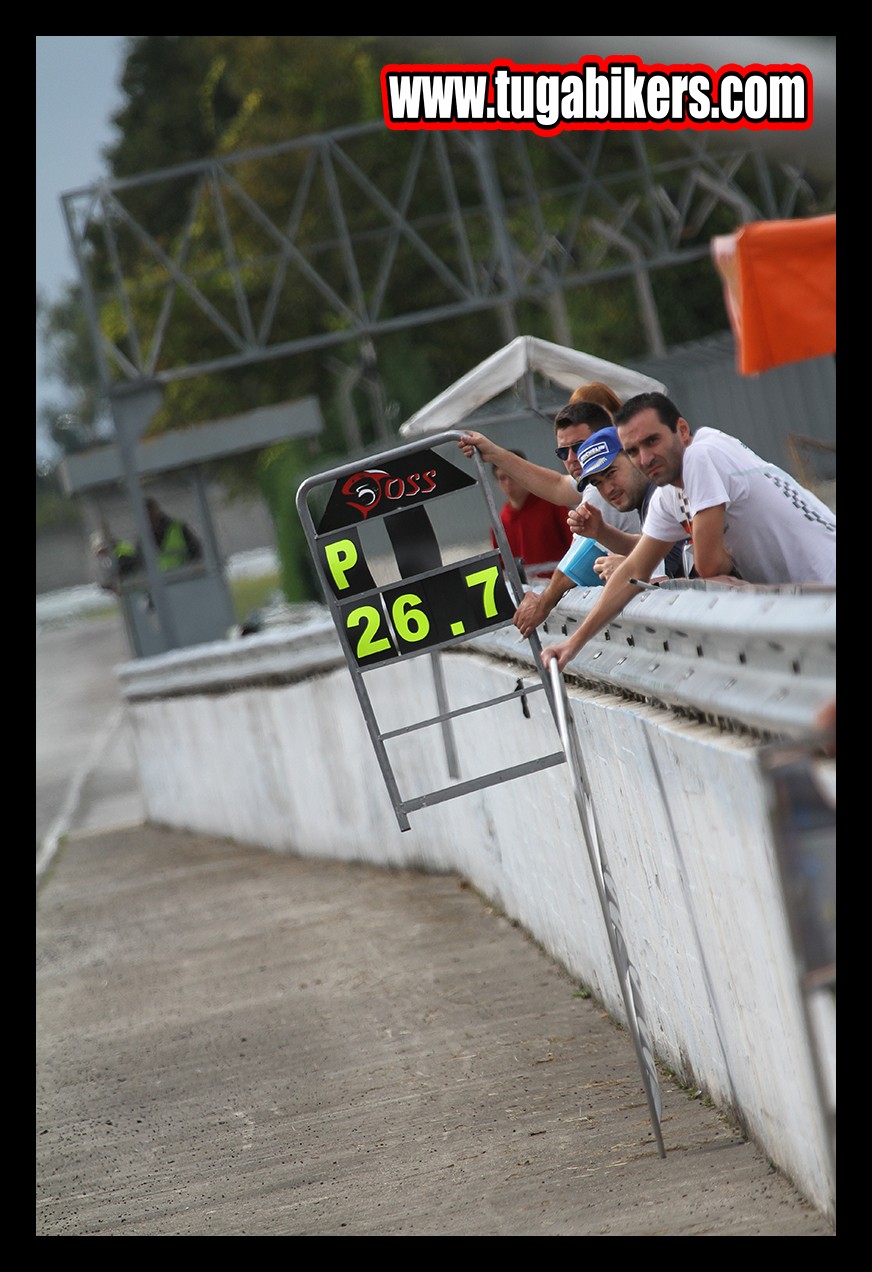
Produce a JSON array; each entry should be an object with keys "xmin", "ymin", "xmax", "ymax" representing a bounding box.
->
[{"xmin": 296, "ymin": 431, "xmax": 565, "ymax": 830}]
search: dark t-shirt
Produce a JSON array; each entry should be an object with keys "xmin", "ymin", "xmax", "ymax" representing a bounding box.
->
[{"xmin": 491, "ymin": 492, "xmax": 574, "ymax": 578}]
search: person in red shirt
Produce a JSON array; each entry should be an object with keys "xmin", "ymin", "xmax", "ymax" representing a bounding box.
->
[{"xmin": 491, "ymin": 450, "xmax": 574, "ymax": 580}]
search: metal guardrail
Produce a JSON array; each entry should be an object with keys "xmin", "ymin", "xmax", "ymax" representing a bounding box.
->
[
  {"xmin": 467, "ymin": 579, "xmax": 836, "ymax": 742},
  {"xmin": 117, "ymin": 578, "xmax": 836, "ymax": 747}
]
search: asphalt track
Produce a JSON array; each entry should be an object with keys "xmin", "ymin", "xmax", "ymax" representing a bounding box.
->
[{"xmin": 35, "ymin": 609, "xmax": 835, "ymax": 1236}]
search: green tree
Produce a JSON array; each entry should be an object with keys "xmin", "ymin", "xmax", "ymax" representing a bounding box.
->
[{"xmin": 37, "ymin": 284, "xmax": 112, "ymax": 456}]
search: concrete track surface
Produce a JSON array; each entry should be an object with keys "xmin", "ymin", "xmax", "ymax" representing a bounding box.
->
[{"xmin": 36, "ymin": 613, "xmax": 835, "ymax": 1237}]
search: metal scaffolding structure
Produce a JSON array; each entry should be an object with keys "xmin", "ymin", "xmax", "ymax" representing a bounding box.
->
[{"xmin": 62, "ymin": 121, "xmax": 831, "ymax": 396}]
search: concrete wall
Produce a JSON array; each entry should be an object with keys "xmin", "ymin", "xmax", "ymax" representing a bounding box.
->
[{"xmin": 116, "ymin": 587, "xmax": 836, "ymax": 1222}]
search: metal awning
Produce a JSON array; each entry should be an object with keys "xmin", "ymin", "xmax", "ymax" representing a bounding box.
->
[{"xmin": 59, "ymin": 396, "xmax": 323, "ymax": 494}]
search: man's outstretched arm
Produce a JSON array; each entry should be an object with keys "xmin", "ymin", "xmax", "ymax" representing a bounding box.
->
[
  {"xmin": 541, "ymin": 535, "xmax": 673, "ymax": 671},
  {"xmin": 458, "ymin": 431, "xmax": 578, "ymax": 508}
]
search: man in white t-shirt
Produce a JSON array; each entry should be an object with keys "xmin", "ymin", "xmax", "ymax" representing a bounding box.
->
[{"xmin": 541, "ymin": 391, "xmax": 836, "ymax": 673}]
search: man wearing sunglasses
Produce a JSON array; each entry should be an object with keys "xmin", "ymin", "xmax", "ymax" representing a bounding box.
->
[{"xmin": 459, "ymin": 400, "xmax": 642, "ymax": 532}]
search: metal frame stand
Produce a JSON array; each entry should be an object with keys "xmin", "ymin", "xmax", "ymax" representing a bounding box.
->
[{"xmin": 296, "ymin": 430, "xmax": 565, "ymax": 831}]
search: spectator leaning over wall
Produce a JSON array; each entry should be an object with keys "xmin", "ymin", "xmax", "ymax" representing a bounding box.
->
[
  {"xmin": 541, "ymin": 391, "xmax": 837, "ymax": 673},
  {"xmin": 459, "ymin": 399, "xmax": 647, "ymax": 633}
]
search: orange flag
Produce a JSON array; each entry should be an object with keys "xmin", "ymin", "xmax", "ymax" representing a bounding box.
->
[{"xmin": 712, "ymin": 214, "xmax": 836, "ymax": 376}]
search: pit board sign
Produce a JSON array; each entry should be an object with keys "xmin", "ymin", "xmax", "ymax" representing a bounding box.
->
[{"xmin": 296, "ymin": 431, "xmax": 564, "ymax": 830}]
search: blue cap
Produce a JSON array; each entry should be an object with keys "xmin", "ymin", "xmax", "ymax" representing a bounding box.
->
[{"xmin": 576, "ymin": 426, "xmax": 622, "ymax": 489}]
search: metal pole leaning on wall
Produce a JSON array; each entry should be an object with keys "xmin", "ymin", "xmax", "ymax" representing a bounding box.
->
[{"xmin": 548, "ymin": 660, "xmax": 666, "ymax": 1159}]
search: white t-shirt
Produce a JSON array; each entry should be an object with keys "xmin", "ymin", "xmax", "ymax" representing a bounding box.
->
[{"xmin": 642, "ymin": 428, "xmax": 836, "ymax": 585}]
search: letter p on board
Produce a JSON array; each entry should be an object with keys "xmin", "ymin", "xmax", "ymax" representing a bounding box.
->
[{"xmin": 318, "ymin": 528, "xmax": 377, "ymax": 598}]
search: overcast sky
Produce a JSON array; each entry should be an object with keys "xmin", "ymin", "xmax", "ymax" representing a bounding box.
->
[{"xmin": 36, "ymin": 35, "xmax": 128, "ymax": 450}]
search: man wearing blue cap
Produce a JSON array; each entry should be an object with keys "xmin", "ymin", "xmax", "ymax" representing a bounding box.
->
[
  {"xmin": 568, "ymin": 426, "xmax": 688, "ymax": 576},
  {"xmin": 458, "ymin": 401, "xmax": 640, "ymax": 543},
  {"xmin": 513, "ymin": 425, "xmax": 689, "ymax": 638}
]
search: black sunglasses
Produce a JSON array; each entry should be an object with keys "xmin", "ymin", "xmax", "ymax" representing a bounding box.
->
[{"xmin": 555, "ymin": 441, "xmax": 584, "ymax": 461}]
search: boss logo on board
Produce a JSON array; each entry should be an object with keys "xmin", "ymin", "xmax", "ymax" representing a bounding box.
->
[
  {"xmin": 340, "ymin": 468, "xmax": 436, "ymax": 520},
  {"xmin": 317, "ymin": 449, "xmax": 476, "ymax": 532}
]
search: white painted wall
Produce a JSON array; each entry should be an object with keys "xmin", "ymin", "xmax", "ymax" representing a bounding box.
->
[{"xmin": 118, "ymin": 611, "xmax": 835, "ymax": 1221}]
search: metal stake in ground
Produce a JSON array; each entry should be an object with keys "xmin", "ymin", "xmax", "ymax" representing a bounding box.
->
[{"xmin": 548, "ymin": 660, "xmax": 666, "ymax": 1159}]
